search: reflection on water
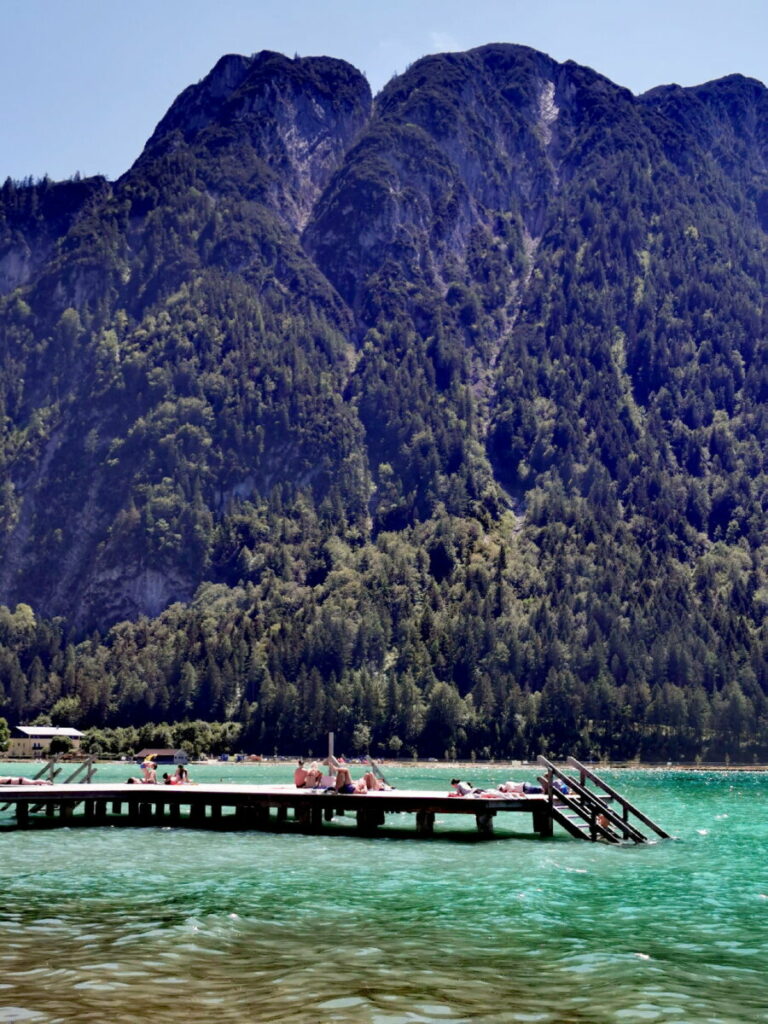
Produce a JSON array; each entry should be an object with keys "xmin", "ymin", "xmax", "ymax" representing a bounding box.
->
[{"xmin": 1, "ymin": 765, "xmax": 768, "ymax": 1022}]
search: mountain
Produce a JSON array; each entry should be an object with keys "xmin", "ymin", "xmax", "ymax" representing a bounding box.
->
[{"xmin": 0, "ymin": 45, "xmax": 766, "ymax": 761}]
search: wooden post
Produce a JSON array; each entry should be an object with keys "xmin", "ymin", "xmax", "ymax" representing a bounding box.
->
[
  {"xmin": 415, "ymin": 809, "xmax": 435, "ymax": 836},
  {"xmin": 532, "ymin": 804, "xmax": 553, "ymax": 837},
  {"xmin": 356, "ymin": 807, "xmax": 381, "ymax": 834},
  {"xmin": 476, "ymin": 810, "xmax": 495, "ymax": 835},
  {"xmin": 16, "ymin": 802, "xmax": 29, "ymax": 827}
]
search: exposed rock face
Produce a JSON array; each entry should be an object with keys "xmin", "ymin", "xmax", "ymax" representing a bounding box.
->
[{"xmin": 303, "ymin": 45, "xmax": 638, "ymax": 311}]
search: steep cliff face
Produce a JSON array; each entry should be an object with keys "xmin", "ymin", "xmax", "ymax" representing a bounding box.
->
[
  {"xmin": 304, "ymin": 45, "xmax": 559, "ymax": 309},
  {"xmin": 0, "ymin": 44, "xmax": 767, "ymax": 637}
]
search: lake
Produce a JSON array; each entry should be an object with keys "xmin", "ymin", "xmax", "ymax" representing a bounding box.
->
[{"xmin": 1, "ymin": 761, "xmax": 766, "ymax": 1023}]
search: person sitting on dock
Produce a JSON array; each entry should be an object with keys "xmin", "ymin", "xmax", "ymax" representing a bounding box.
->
[
  {"xmin": 294, "ymin": 760, "xmax": 309, "ymax": 787},
  {"xmin": 174, "ymin": 764, "xmax": 190, "ymax": 784},
  {"xmin": 127, "ymin": 758, "xmax": 158, "ymax": 784},
  {"xmin": 0, "ymin": 775, "xmax": 52, "ymax": 785},
  {"xmin": 305, "ymin": 762, "xmax": 323, "ymax": 787}
]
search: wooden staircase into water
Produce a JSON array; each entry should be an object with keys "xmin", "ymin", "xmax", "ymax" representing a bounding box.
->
[{"xmin": 536, "ymin": 755, "xmax": 672, "ymax": 844}]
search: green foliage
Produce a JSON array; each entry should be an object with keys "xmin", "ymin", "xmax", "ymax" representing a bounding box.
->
[
  {"xmin": 47, "ymin": 735, "xmax": 73, "ymax": 755},
  {"xmin": 0, "ymin": 46, "xmax": 767, "ymax": 760}
]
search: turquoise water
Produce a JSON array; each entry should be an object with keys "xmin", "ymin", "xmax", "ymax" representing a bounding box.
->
[{"xmin": 1, "ymin": 763, "xmax": 767, "ymax": 1023}]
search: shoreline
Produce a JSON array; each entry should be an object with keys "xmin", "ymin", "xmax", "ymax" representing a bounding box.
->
[{"xmin": 3, "ymin": 756, "xmax": 767, "ymax": 773}]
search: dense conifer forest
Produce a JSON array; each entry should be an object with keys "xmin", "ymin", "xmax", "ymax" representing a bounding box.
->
[{"xmin": 0, "ymin": 46, "xmax": 766, "ymax": 761}]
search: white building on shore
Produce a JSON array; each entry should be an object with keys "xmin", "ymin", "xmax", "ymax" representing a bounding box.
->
[{"xmin": 7, "ymin": 726, "xmax": 84, "ymax": 758}]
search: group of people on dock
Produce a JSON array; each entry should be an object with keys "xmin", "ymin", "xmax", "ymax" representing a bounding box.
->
[
  {"xmin": 449, "ymin": 777, "xmax": 570, "ymax": 798},
  {"xmin": 126, "ymin": 759, "xmax": 191, "ymax": 786},
  {"xmin": 293, "ymin": 758, "xmax": 392, "ymax": 794}
]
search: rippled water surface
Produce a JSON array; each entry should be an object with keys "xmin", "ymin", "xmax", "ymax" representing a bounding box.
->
[{"xmin": 1, "ymin": 763, "xmax": 767, "ymax": 1023}]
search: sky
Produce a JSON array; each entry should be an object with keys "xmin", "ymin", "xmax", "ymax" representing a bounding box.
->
[{"xmin": 3, "ymin": 0, "xmax": 768, "ymax": 183}]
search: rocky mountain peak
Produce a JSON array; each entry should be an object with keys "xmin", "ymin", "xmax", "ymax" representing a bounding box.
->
[{"xmin": 137, "ymin": 50, "xmax": 372, "ymax": 232}]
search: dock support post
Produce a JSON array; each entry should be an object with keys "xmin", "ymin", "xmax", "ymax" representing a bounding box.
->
[
  {"xmin": 16, "ymin": 802, "xmax": 29, "ymax": 827},
  {"xmin": 415, "ymin": 809, "xmax": 435, "ymax": 836},
  {"xmin": 476, "ymin": 810, "xmax": 495, "ymax": 836},
  {"xmin": 189, "ymin": 803, "xmax": 205, "ymax": 826},
  {"xmin": 532, "ymin": 805, "xmax": 553, "ymax": 838},
  {"xmin": 356, "ymin": 807, "xmax": 383, "ymax": 835}
]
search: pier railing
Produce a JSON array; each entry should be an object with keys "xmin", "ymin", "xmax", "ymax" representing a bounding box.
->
[
  {"xmin": 537, "ymin": 755, "xmax": 671, "ymax": 843},
  {"xmin": 565, "ymin": 756, "xmax": 671, "ymax": 840}
]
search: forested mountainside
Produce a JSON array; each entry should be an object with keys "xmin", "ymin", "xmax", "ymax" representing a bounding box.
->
[{"xmin": 1, "ymin": 45, "xmax": 767, "ymax": 761}]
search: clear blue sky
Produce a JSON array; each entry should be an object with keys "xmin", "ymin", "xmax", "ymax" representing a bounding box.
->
[{"xmin": 3, "ymin": 0, "xmax": 767, "ymax": 183}]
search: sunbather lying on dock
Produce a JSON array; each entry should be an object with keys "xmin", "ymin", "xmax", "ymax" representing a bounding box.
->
[
  {"xmin": 334, "ymin": 766, "xmax": 366, "ymax": 793},
  {"xmin": 361, "ymin": 771, "xmax": 392, "ymax": 791},
  {"xmin": 0, "ymin": 775, "xmax": 53, "ymax": 785},
  {"xmin": 449, "ymin": 778, "xmax": 548, "ymax": 798},
  {"xmin": 449, "ymin": 779, "xmax": 476, "ymax": 796}
]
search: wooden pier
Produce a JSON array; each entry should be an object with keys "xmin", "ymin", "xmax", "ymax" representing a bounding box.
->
[
  {"xmin": 0, "ymin": 782, "xmax": 554, "ymax": 838},
  {"xmin": 0, "ymin": 756, "xmax": 671, "ymax": 842}
]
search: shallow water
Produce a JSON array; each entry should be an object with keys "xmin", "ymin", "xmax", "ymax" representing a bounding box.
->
[{"xmin": 1, "ymin": 763, "xmax": 767, "ymax": 1023}]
